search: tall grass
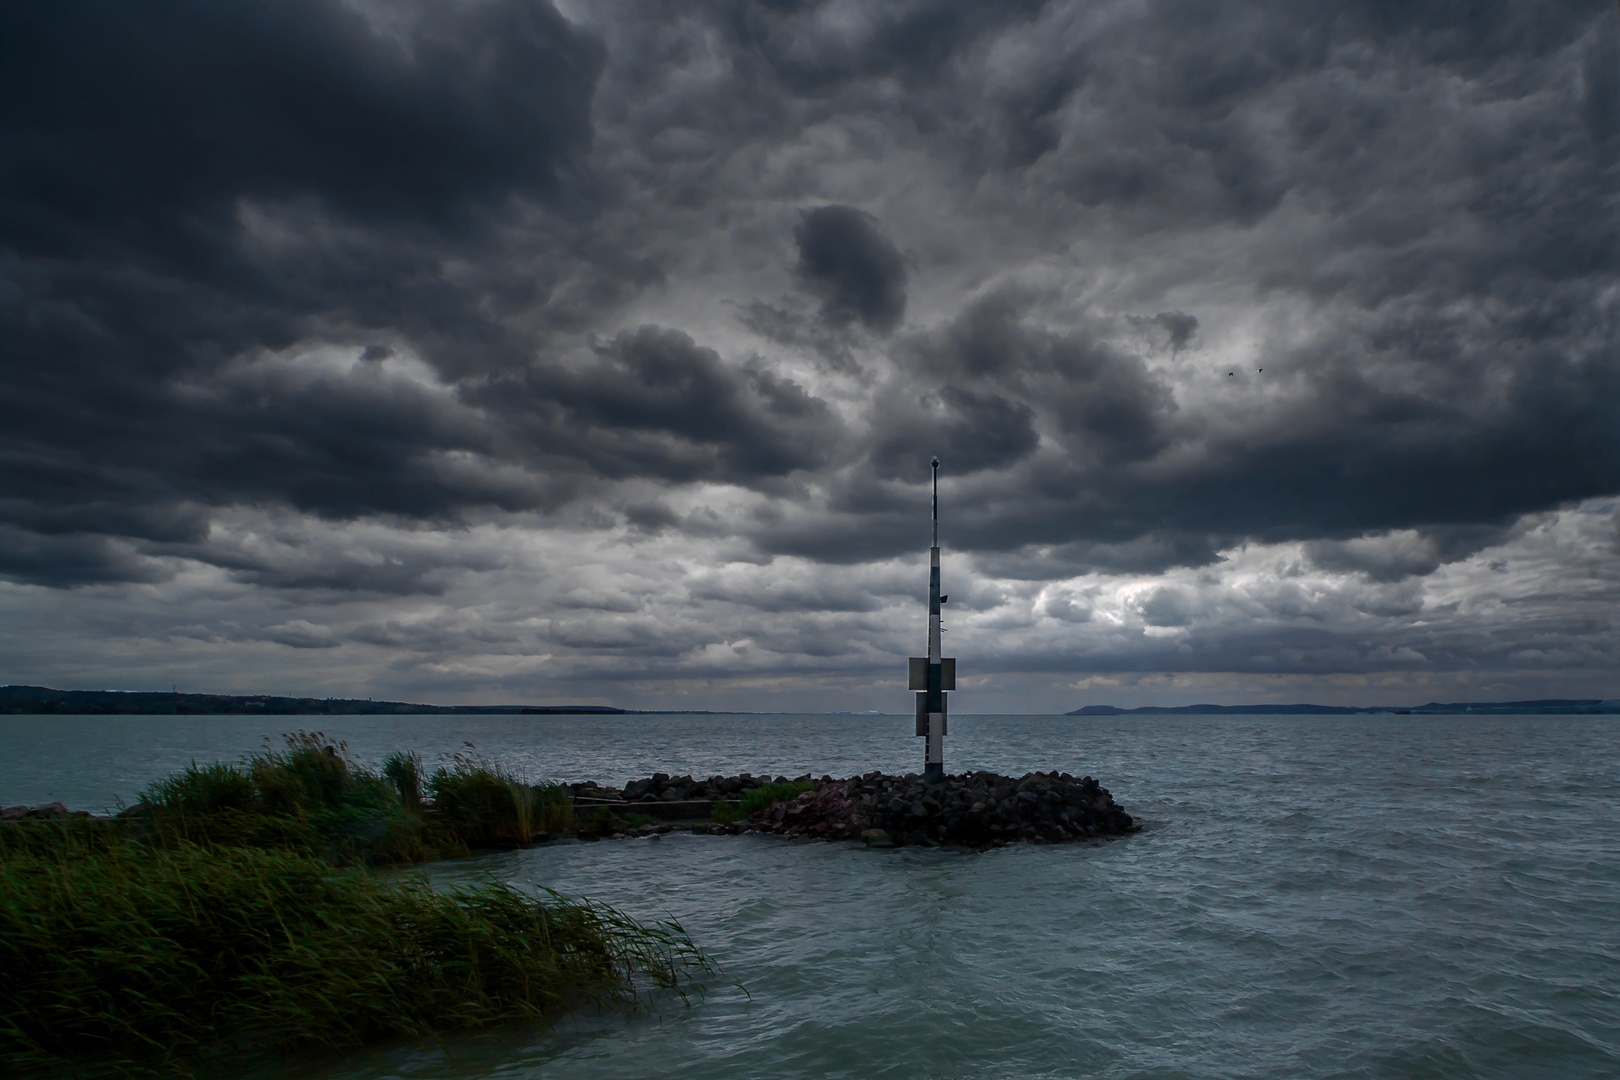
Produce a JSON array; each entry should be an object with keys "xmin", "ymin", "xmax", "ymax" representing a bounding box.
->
[
  {"xmin": 0, "ymin": 828, "xmax": 710, "ymax": 1078},
  {"xmin": 534, "ymin": 782, "xmax": 575, "ymax": 835},
  {"xmin": 1, "ymin": 739, "xmax": 715, "ymax": 1074},
  {"xmin": 427, "ymin": 753, "xmax": 570, "ymax": 848},
  {"xmin": 136, "ymin": 732, "xmax": 429, "ymax": 863},
  {"xmin": 382, "ymin": 750, "xmax": 424, "ymax": 813},
  {"xmin": 128, "ymin": 735, "xmax": 578, "ymax": 864}
]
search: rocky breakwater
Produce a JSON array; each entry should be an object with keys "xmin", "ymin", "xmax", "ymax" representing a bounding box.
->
[
  {"xmin": 569, "ymin": 771, "xmax": 788, "ymax": 806},
  {"xmin": 749, "ymin": 770, "xmax": 1136, "ymax": 848}
]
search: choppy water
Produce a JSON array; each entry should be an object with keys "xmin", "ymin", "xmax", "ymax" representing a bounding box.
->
[{"xmin": 4, "ymin": 713, "xmax": 1618, "ymax": 1078}]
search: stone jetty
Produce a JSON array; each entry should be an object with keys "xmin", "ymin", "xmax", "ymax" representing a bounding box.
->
[
  {"xmin": 746, "ymin": 771, "xmax": 1134, "ymax": 847},
  {"xmin": 4, "ymin": 769, "xmax": 1137, "ymax": 850},
  {"xmin": 571, "ymin": 769, "xmax": 1137, "ymax": 848}
]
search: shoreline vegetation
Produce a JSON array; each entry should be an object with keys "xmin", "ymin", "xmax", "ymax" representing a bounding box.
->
[
  {"xmin": 0, "ymin": 734, "xmax": 712, "ymax": 1079},
  {"xmin": 2, "ymin": 733, "xmax": 1138, "ymax": 1075}
]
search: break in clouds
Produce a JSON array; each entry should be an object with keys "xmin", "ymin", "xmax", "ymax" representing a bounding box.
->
[{"xmin": 2, "ymin": 0, "xmax": 1617, "ymax": 709}]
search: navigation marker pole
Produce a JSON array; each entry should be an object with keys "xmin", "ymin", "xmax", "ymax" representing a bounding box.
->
[{"xmin": 911, "ymin": 457, "xmax": 954, "ymax": 785}]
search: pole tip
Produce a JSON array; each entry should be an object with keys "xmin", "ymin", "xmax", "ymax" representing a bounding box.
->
[{"xmin": 930, "ymin": 456, "xmax": 940, "ymax": 469}]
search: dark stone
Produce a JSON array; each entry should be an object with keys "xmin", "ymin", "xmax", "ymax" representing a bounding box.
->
[{"xmin": 559, "ymin": 767, "xmax": 1135, "ymax": 850}]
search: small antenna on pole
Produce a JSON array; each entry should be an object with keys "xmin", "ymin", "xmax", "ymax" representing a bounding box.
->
[{"xmin": 931, "ymin": 456, "xmax": 939, "ymax": 547}]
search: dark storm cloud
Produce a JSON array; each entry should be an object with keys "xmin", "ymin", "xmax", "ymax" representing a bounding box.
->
[
  {"xmin": 863, "ymin": 291, "xmax": 1174, "ymax": 485},
  {"xmin": 1, "ymin": 0, "xmax": 603, "ymax": 253},
  {"xmin": 1151, "ymin": 312, "xmax": 1198, "ymax": 354},
  {"xmin": 477, "ymin": 326, "xmax": 843, "ymax": 485},
  {"xmin": 2, "ymin": 0, "xmax": 1617, "ymax": 705},
  {"xmin": 0, "ymin": 0, "xmax": 622, "ymax": 585},
  {"xmin": 716, "ymin": 0, "xmax": 1049, "ymax": 94},
  {"xmin": 792, "ymin": 206, "xmax": 909, "ymax": 332},
  {"xmin": 0, "ymin": 527, "xmax": 173, "ymax": 588},
  {"xmin": 723, "ymin": 0, "xmax": 1618, "ymax": 577},
  {"xmin": 735, "ymin": 301, "xmax": 861, "ymax": 373},
  {"xmin": 1300, "ymin": 525, "xmax": 1526, "ymax": 584}
]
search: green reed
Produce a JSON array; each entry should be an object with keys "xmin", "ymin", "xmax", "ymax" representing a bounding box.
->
[
  {"xmin": 131, "ymin": 734, "xmax": 572, "ymax": 865},
  {"xmin": 427, "ymin": 752, "xmax": 573, "ymax": 849},
  {"xmin": 0, "ymin": 827, "xmax": 711, "ymax": 1078},
  {"xmin": 135, "ymin": 732, "xmax": 430, "ymax": 864}
]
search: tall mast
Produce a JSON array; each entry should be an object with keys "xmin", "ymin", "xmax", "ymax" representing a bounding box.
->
[
  {"xmin": 910, "ymin": 457, "xmax": 952, "ymax": 785},
  {"xmin": 932, "ymin": 457, "xmax": 938, "ymax": 548}
]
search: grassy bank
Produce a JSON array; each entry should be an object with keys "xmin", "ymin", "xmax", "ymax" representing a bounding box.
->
[
  {"xmin": 0, "ymin": 831, "xmax": 707, "ymax": 1077},
  {"xmin": 0, "ymin": 737, "xmax": 709, "ymax": 1077},
  {"xmin": 131, "ymin": 733, "xmax": 573, "ymax": 865}
]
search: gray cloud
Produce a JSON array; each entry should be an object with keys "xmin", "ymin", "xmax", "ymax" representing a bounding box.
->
[
  {"xmin": 793, "ymin": 206, "xmax": 909, "ymax": 332},
  {"xmin": 477, "ymin": 326, "xmax": 844, "ymax": 485},
  {"xmin": 2, "ymin": 0, "xmax": 1616, "ymax": 707}
]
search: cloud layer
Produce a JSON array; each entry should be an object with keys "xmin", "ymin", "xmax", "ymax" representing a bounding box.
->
[{"xmin": 2, "ymin": 0, "xmax": 1616, "ymax": 708}]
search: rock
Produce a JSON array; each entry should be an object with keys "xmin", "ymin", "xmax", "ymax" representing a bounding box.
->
[
  {"xmin": 117, "ymin": 802, "xmax": 152, "ymax": 818},
  {"xmin": 556, "ymin": 767, "xmax": 1134, "ymax": 850},
  {"xmin": 862, "ymin": 829, "xmax": 895, "ymax": 848},
  {"xmin": 0, "ymin": 805, "xmax": 27, "ymax": 821},
  {"xmin": 25, "ymin": 802, "xmax": 70, "ymax": 819}
]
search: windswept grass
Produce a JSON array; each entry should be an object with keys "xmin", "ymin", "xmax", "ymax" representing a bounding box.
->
[
  {"xmin": 0, "ymin": 738, "xmax": 720, "ymax": 1076},
  {"xmin": 381, "ymin": 750, "xmax": 424, "ymax": 814},
  {"xmin": 138, "ymin": 732, "xmax": 429, "ymax": 864},
  {"xmin": 428, "ymin": 752, "xmax": 573, "ymax": 849},
  {"xmin": 135, "ymin": 734, "xmax": 574, "ymax": 865},
  {"xmin": 0, "ymin": 828, "xmax": 711, "ymax": 1078}
]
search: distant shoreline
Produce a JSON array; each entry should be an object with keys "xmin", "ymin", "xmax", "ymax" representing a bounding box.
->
[
  {"xmin": 2, "ymin": 685, "xmax": 1616, "ymax": 717},
  {"xmin": 0, "ymin": 686, "xmax": 726, "ymax": 716},
  {"xmin": 1068, "ymin": 699, "xmax": 1620, "ymax": 716}
]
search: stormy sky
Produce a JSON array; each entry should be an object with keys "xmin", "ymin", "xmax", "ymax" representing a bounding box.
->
[{"xmin": 2, "ymin": 0, "xmax": 1617, "ymax": 711}]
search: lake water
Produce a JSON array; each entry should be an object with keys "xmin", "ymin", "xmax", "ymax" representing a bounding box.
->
[{"xmin": 4, "ymin": 713, "xmax": 1618, "ymax": 1079}]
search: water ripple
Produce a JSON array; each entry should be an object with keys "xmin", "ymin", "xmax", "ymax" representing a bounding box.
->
[{"xmin": 6, "ymin": 713, "xmax": 1618, "ymax": 1078}]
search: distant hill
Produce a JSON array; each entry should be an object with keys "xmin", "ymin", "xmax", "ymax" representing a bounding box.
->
[
  {"xmin": 1068, "ymin": 699, "xmax": 1620, "ymax": 716},
  {"xmin": 0, "ymin": 686, "xmax": 628, "ymax": 716}
]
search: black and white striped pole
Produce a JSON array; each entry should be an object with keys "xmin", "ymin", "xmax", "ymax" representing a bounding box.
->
[{"xmin": 910, "ymin": 456, "xmax": 954, "ymax": 784}]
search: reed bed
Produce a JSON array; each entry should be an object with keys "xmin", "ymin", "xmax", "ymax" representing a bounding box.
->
[
  {"xmin": 131, "ymin": 733, "xmax": 573, "ymax": 865},
  {"xmin": 427, "ymin": 751, "xmax": 574, "ymax": 849},
  {"xmin": 0, "ymin": 828, "xmax": 710, "ymax": 1077},
  {"xmin": 0, "ymin": 736, "xmax": 709, "ymax": 1076}
]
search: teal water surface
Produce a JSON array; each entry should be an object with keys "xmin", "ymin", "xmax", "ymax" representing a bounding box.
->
[{"xmin": 4, "ymin": 713, "xmax": 1616, "ymax": 1078}]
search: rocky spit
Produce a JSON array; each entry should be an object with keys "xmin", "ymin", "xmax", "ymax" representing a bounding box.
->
[
  {"xmin": 3, "ymin": 770, "xmax": 1137, "ymax": 849},
  {"xmin": 574, "ymin": 770, "xmax": 1137, "ymax": 848}
]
